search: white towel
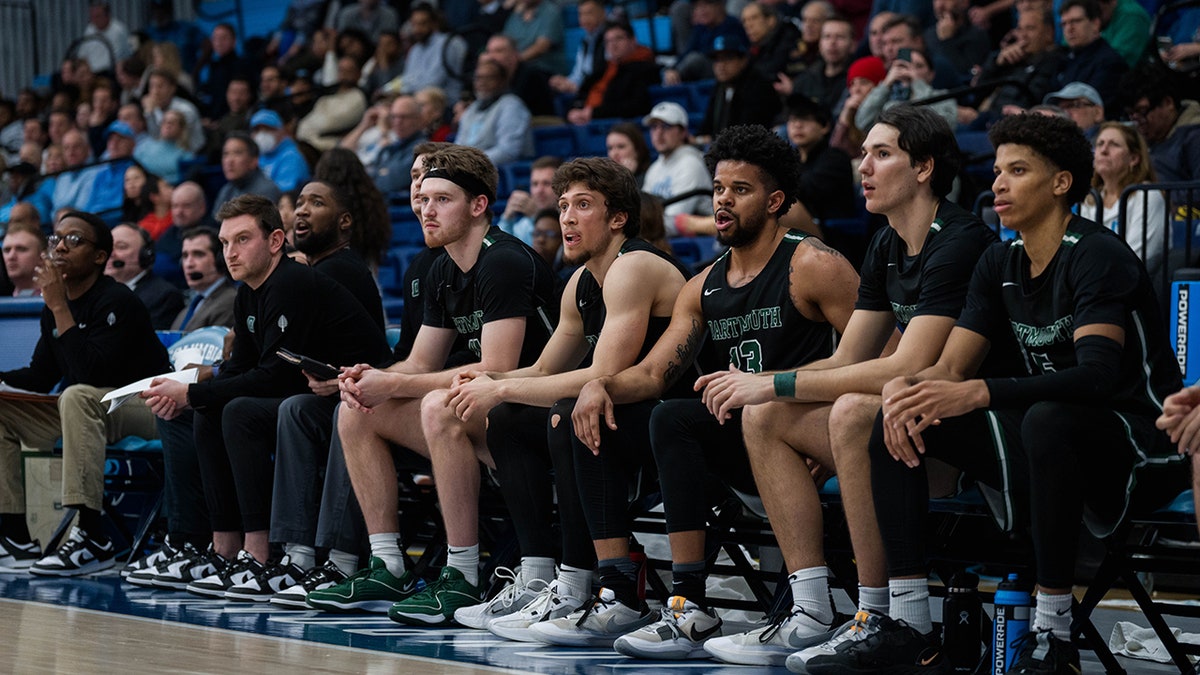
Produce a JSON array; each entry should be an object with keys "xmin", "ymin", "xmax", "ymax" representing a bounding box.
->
[{"xmin": 1109, "ymin": 620, "xmax": 1200, "ymax": 664}]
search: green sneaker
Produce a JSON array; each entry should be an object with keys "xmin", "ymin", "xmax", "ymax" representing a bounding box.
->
[
  {"xmin": 305, "ymin": 556, "xmax": 423, "ymax": 613},
  {"xmin": 388, "ymin": 566, "xmax": 483, "ymax": 625}
]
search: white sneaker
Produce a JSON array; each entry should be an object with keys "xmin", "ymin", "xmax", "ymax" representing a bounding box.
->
[
  {"xmin": 29, "ymin": 527, "xmax": 115, "ymax": 577},
  {"xmin": 786, "ymin": 610, "xmax": 881, "ymax": 674},
  {"xmin": 704, "ymin": 606, "xmax": 836, "ymax": 666},
  {"xmin": 613, "ymin": 596, "xmax": 723, "ymax": 660},
  {"xmin": 225, "ymin": 554, "xmax": 305, "ymax": 602},
  {"xmin": 454, "ymin": 565, "xmax": 549, "ymax": 629},
  {"xmin": 528, "ymin": 587, "xmax": 654, "ymax": 648},
  {"xmin": 488, "ymin": 579, "xmax": 588, "ymax": 642},
  {"xmin": 0, "ymin": 535, "xmax": 42, "ymax": 571}
]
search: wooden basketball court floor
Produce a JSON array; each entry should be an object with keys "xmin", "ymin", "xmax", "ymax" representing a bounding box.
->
[{"xmin": 0, "ymin": 570, "xmax": 1193, "ymax": 674}]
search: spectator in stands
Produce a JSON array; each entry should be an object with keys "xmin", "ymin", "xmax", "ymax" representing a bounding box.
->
[
  {"xmin": 530, "ymin": 206, "xmax": 564, "ymax": 269},
  {"xmin": 334, "ymin": 0, "xmax": 399, "ymax": 42},
  {"xmin": 830, "ymin": 55, "xmax": 885, "ymax": 156},
  {"xmin": 1, "ymin": 162, "xmax": 53, "ymax": 225},
  {"xmin": 115, "ymin": 56, "xmax": 147, "ymax": 105},
  {"xmin": 365, "ymin": 95, "xmax": 426, "ymax": 195},
  {"xmin": 46, "ymin": 108, "xmax": 74, "ymax": 151},
  {"xmin": 117, "ymin": 102, "xmax": 151, "ymax": 149},
  {"xmin": 435, "ymin": 157, "xmax": 691, "ymax": 631},
  {"xmin": 134, "ymin": 109, "xmax": 194, "ymax": 184},
  {"xmin": 143, "ymin": 69, "xmax": 206, "ymax": 153},
  {"xmin": 78, "ymin": 1, "xmax": 133, "ymax": 74},
  {"xmin": 144, "ymin": 0, "xmax": 206, "ymax": 74},
  {"xmin": 481, "ymin": 34, "xmax": 557, "ymax": 118},
  {"xmin": 297, "ymin": 56, "xmax": 369, "ymax": 152},
  {"xmin": 854, "ymin": 47, "xmax": 958, "ymax": 131},
  {"xmin": 363, "ymin": 32, "xmax": 404, "ymax": 98},
  {"xmin": 840, "ymin": 112, "xmax": 1183, "ymax": 675},
  {"xmin": 1056, "ymin": 0, "xmax": 1127, "ymax": 118},
  {"xmin": 1043, "ymin": 82, "xmax": 1105, "ymax": 139},
  {"xmin": 551, "ymin": 0, "xmax": 607, "ymax": 95},
  {"xmin": 107, "ymin": 222, "xmax": 185, "ymax": 329},
  {"xmin": 2, "ymin": 219, "xmax": 45, "ymax": 296},
  {"xmin": 503, "ymin": 0, "xmax": 569, "ymax": 75},
  {"xmin": 973, "ymin": 7, "xmax": 1063, "ymax": 117},
  {"xmin": 139, "ymin": 174, "xmax": 174, "ymax": 241},
  {"xmin": 251, "ymin": 109, "xmax": 310, "ymax": 192},
  {"xmin": 786, "ymin": 94, "xmax": 858, "ymax": 230},
  {"xmin": 214, "ymin": 132, "xmax": 283, "ymax": 210},
  {"xmin": 85, "ymin": 82, "xmax": 120, "ymax": 159},
  {"xmin": 195, "ymin": 24, "xmax": 247, "ymax": 120},
  {"xmin": 394, "ymin": 4, "xmax": 468, "ymax": 104},
  {"xmin": 416, "ymin": 87, "xmax": 452, "ymax": 142},
  {"xmin": 1123, "ymin": 66, "xmax": 1200, "ymax": 186},
  {"xmin": 777, "ymin": 14, "xmax": 855, "ymax": 114},
  {"xmin": 259, "ymin": 65, "xmax": 290, "ymax": 110},
  {"xmin": 666, "ymin": 0, "xmax": 749, "ymax": 84},
  {"xmin": 642, "ymin": 102, "xmax": 712, "ymax": 236},
  {"xmin": 923, "ymin": 0, "xmax": 990, "ymax": 85},
  {"xmin": 1080, "ymin": 122, "xmax": 1165, "ymax": 279},
  {"xmin": 264, "ymin": 0, "xmax": 329, "ymax": 67},
  {"xmin": 606, "ymin": 122, "xmax": 652, "ymax": 186},
  {"xmin": 80, "ymin": 121, "xmax": 137, "ymax": 216},
  {"xmin": 0, "ymin": 211, "xmax": 170, "ymax": 575},
  {"xmin": 498, "ymin": 156, "xmax": 561, "ymax": 245},
  {"xmin": 339, "ymin": 99, "xmax": 391, "ymax": 171},
  {"xmin": 455, "ymin": 59, "xmax": 535, "ymax": 166},
  {"xmin": 566, "ymin": 21, "xmax": 660, "ymax": 126},
  {"xmin": 147, "ymin": 42, "xmax": 195, "ymax": 96},
  {"xmin": 142, "ymin": 194, "xmax": 390, "ymax": 597},
  {"xmin": 1098, "ymin": 0, "xmax": 1151, "ymax": 67},
  {"xmin": 796, "ymin": 0, "xmax": 837, "ymax": 72},
  {"xmin": 313, "ymin": 147, "xmax": 391, "ymax": 269},
  {"xmin": 311, "ymin": 145, "xmax": 557, "ymax": 619},
  {"xmin": 553, "ymin": 124, "xmax": 858, "ymax": 655},
  {"xmin": 121, "ymin": 163, "xmax": 156, "ymax": 224},
  {"xmin": 42, "ymin": 145, "xmax": 66, "ymax": 176},
  {"xmin": 51, "ymin": 129, "xmax": 94, "ymax": 213},
  {"xmin": 154, "ymin": 181, "xmax": 213, "ymax": 285},
  {"xmin": 697, "ymin": 34, "xmax": 783, "ymax": 142},
  {"xmin": 207, "ymin": 77, "xmax": 254, "ymax": 145},
  {"xmin": 171, "ymin": 226, "xmax": 236, "ymax": 332},
  {"xmin": 0, "ymin": 99, "xmax": 23, "ymax": 165},
  {"xmin": 739, "ymin": 2, "xmax": 806, "ymax": 83}
]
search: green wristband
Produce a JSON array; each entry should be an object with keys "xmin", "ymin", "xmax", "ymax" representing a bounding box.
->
[{"xmin": 773, "ymin": 371, "xmax": 796, "ymax": 398}]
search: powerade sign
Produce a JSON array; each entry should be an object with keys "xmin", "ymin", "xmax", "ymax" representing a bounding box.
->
[{"xmin": 1172, "ymin": 281, "xmax": 1200, "ymax": 386}]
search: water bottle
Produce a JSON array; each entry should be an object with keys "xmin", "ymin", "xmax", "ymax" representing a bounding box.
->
[
  {"xmin": 943, "ymin": 571, "xmax": 983, "ymax": 672},
  {"xmin": 992, "ymin": 574, "xmax": 1033, "ymax": 675}
]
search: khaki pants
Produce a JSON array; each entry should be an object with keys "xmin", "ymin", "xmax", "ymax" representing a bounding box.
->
[{"xmin": 0, "ymin": 384, "xmax": 160, "ymax": 513}]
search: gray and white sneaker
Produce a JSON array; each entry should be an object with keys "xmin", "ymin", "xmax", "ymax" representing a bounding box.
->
[
  {"xmin": 614, "ymin": 596, "xmax": 723, "ymax": 659},
  {"xmin": 144, "ymin": 543, "xmax": 225, "ymax": 590},
  {"xmin": 0, "ymin": 535, "xmax": 42, "ymax": 571},
  {"xmin": 454, "ymin": 566, "xmax": 550, "ymax": 629},
  {"xmin": 529, "ymin": 587, "xmax": 654, "ymax": 648},
  {"xmin": 187, "ymin": 550, "xmax": 263, "ymax": 598},
  {"xmin": 488, "ymin": 579, "xmax": 588, "ymax": 642},
  {"xmin": 704, "ymin": 606, "xmax": 837, "ymax": 666},
  {"xmin": 271, "ymin": 560, "xmax": 348, "ymax": 609},
  {"xmin": 786, "ymin": 610, "xmax": 882, "ymax": 674},
  {"xmin": 225, "ymin": 554, "xmax": 305, "ymax": 602},
  {"xmin": 121, "ymin": 537, "xmax": 177, "ymax": 579}
]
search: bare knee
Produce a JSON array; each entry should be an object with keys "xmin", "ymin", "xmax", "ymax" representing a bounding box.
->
[
  {"xmin": 419, "ymin": 390, "xmax": 458, "ymax": 438},
  {"xmin": 828, "ymin": 393, "xmax": 880, "ymax": 463},
  {"xmin": 742, "ymin": 400, "xmax": 792, "ymax": 442}
]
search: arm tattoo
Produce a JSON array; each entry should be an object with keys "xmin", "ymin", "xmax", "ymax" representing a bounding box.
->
[
  {"xmin": 802, "ymin": 237, "xmax": 847, "ymax": 261},
  {"xmin": 662, "ymin": 318, "xmax": 705, "ymax": 390}
]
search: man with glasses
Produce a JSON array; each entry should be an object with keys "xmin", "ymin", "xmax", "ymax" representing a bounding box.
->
[
  {"xmin": 1044, "ymin": 82, "xmax": 1104, "ymax": 140},
  {"xmin": 455, "ymin": 58, "xmax": 534, "ymax": 165},
  {"xmin": 0, "ymin": 211, "xmax": 170, "ymax": 576},
  {"xmin": 1121, "ymin": 64, "xmax": 1200, "ymax": 187},
  {"xmin": 1055, "ymin": 0, "xmax": 1126, "ymax": 118}
]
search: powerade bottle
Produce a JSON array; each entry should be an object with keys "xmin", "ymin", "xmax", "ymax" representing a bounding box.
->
[
  {"xmin": 992, "ymin": 574, "xmax": 1033, "ymax": 675},
  {"xmin": 943, "ymin": 571, "xmax": 983, "ymax": 672}
]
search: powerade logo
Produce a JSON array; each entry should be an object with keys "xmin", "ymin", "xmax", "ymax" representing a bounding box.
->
[
  {"xmin": 1178, "ymin": 286, "xmax": 1189, "ymax": 374},
  {"xmin": 993, "ymin": 612, "xmax": 1007, "ymax": 675}
]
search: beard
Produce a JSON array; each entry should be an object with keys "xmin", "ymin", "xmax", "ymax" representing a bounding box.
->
[
  {"xmin": 716, "ymin": 207, "xmax": 769, "ymax": 248},
  {"xmin": 295, "ymin": 225, "xmax": 341, "ymax": 257}
]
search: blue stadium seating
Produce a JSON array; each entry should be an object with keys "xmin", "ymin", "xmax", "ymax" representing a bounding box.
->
[
  {"xmin": 0, "ymin": 297, "xmax": 44, "ymax": 372},
  {"xmin": 533, "ymin": 125, "xmax": 578, "ymax": 159}
]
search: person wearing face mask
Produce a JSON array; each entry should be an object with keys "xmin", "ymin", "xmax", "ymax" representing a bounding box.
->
[{"xmin": 250, "ymin": 109, "xmax": 310, "ymax": 192}]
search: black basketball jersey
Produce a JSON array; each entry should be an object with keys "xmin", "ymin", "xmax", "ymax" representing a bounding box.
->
[
  {"xmin": 958, "ymin": 217, "xmax": 1182, "ymax": 427},
  {"xmin": 700, "ymin": 230, "xmax": 835, "ymax": 374},
  {"xmin": 575, "ymin": 237, "xmax": 694, "ymax": 397}
]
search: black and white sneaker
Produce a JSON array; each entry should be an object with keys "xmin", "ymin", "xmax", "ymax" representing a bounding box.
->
[
  {"xmin": 225, "ymin": 554, "xmax": 306, "ymax": 602},
  {"xmin": 804, "ymin": 612, "xmax": 948, "ymax": 675},
  {"xmin": 271, "ymin": 560, "xmax": 348, "ymax": 609},
  {"xmin": 129, "ymin": 542, "xmax": 222, "ymax": 590},
  {"xmin": 29, "ymin": 527, "xmax": 116, "ymax": 577},
  {"xmin": 186, "ymin": 550, "xmax": 263, "ymax": 598},
  {"xmin": 121, "ymin": 537, "xmax": 178, "ymax": 580},
  {"xmin": 1007, "ymin": 630, "xmax": 1081, "ymax": 675},
  {"xmin": 0, "ymin": 535, "xmax": 42, "ymax": 571}
]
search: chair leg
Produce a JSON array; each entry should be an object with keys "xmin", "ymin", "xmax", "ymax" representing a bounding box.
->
[
  {"xmin": 44, "ymin": 508, "xmax": 77, "ymax": 553},
  {"xmin": 124, "ymin": 493, "xmax": 163, "ymax": 565},
  {"xmin": 1120, "ymin": 565, "xmax": 1198, "ymax": 675}
]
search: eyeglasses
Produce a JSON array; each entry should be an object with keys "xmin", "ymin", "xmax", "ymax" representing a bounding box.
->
[
  {"xmin": 1059, "ymin": 99, "xmax": 1097, "ymax": 109},
  {"xmin": 47, "ymin": 233, "xmax": 96, "ymax": 249}
]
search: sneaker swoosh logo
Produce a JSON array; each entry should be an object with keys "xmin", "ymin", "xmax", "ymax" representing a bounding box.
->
[
  {"xmin": 920, "ymin": 651, "xmax": 941, "ymax": 666},
  {"xmin": 684, "ymin": 621, "xmax": 723, "ymax": 642}
]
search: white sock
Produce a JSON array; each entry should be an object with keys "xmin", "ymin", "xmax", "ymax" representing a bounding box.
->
[
  {"xmin": 888, "ymin": 578, "xmax": 933, "ymax": 635},
  {"xmin": 1033, "ymin": 591, "xmax": 1073, "ymax": 638},
  {"xmin": 368, "ymin": 533, "xmax": 406, "ymax": 577},
  {"xmin": 328, "ymin": 549, "xmax": 358, "ymax": 576},
  {"xmin": 447, "ymin": 544, "xmax": 480, "ymax": 585},
  {"xmin": 858, "ymin": 585, "xmax": 889, "ymax": 614},
  {"xmin": 284, "ymin": 543, "xmax": 316, "ymax": 570},
  {"xmin": 519, "ymin": 556, "xmax": 556, "ymax": 586},
  {"xmin": 789, "ymin": 566, "xmax": 835, "ymax": 625},
  {"xmin": 558, "ymin": 564, "xmax": 593, "ymax": 601}
]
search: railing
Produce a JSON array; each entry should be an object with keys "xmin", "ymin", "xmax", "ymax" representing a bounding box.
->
[{"xmin": 1118, "ymin": 181, "xmax": 1200, "ymax": 300}]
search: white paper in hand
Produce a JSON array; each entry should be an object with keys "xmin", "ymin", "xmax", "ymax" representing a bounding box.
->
[{"xmin": 101, "ymin": 369, "xmax": 199, "ymax": 414}]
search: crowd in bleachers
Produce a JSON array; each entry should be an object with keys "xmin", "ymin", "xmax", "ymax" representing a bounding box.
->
[{"xmin": 4, "ymin": 0, "xmax": 1200, "ymax": 673}]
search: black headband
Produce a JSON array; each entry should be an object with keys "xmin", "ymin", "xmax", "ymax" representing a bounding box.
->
[{"xmin": 424, "ymin": 166, "xmax": 495, "ymax": 206}]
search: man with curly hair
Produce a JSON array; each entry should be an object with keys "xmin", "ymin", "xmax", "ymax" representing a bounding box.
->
[
  {"xmin": 536, "ymin": 124, "xmax": 862, "ymax": 656},
  {"xmin": 807, "ymin": 113, "xmax": 1183, "ymax": 674},
  {"xmin": 690, "ymin": 105, "xmax": 1007, "ymax": 668}
]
